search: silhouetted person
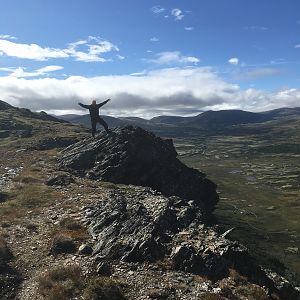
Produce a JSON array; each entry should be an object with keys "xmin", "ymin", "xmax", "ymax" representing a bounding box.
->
[{"xmin": 78, "ymin": 99, "xmax": 110, "ymax": 137}]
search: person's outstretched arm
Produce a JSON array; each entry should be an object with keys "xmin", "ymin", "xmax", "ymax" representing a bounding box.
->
[
  {"xmin": 97, "ymin": 99, "xmax": 111, "ymax": 108},
  {"xmin": 78, "ymin": 102, "xmax": 90, "ymax": 109}
]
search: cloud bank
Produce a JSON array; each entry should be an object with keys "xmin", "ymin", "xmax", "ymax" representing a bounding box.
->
[
  {"xmin": 1, "ymin": 67, "xmax": 299, "ymax": 118},
  {"xmin": 0, "ymin": 65, "xmax": 63, "ymax": 78},
  {"xmin": 0, "ymin": 36, "xmax": 119, "ymax": 62}
]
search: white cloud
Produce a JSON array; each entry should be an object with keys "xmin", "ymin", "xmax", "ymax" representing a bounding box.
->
[
  {"xmin": 0, "ymin": 36, "xmax": 119, "ymax": 62},
  {"xmin": 0, "ymin": 65, "xmax": 63, "ymax": 78},
  {"xmin": 171, "ymin": 8, "xmax": 184, "ymax": 21},
  {"xmin": 65, "ymin": 37, "xmax": 119, "ymax": 62},
  {"xmin": 184, "ymin": 27, "xmax": 194, "ymax": 31},
  {"xmin": 228, "ymin": 57, "xmax": 239, "ymax": 65},
  {"xmin": 0, "ymin": 39, "xmax": 68, "ymax": 61},
  {"xmin": 295, "ymin": 44, "xmax": 300, "ymax": 48},
  {"xmin": 147, "ymin": 51, "xmax": 200, "ymax": 65},
  {"xmin": 37, "ymin": 66, "xmax": 64, "ymax": 73},
  {"xmin": 150, "ymin": 37, "xmax": 159, "ymax": 42},
  {"xmin": 0, "ymin": 34, "xmax": 17, "ymax": 40},
  {"xmin": 151, "ymin": 5, "xmax": 165, "ymax": 14},
  {"xmin": 116, "ymin": 54, "xmax": 125, "ymax": 60},
  {"xmin": 0, "ymin": 67, "xmax": 299, "ymax": 118}
]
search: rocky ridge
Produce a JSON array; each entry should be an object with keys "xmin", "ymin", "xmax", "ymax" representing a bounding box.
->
[
  {"xmin": 80, "ymin": 186, "xmax": 298, "ymax": 299},
  {"xmin": 56, "ymin": 126, "xmax": 300, "ymax": 299},
  {"xmin": 59, "ymin": 126, "xmax": 219, "ymax": 216}
]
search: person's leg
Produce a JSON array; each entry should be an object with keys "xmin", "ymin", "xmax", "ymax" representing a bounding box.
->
[
  {"xmin": 97, "ymin": 116, "xmax": 109, "ymax": 133},
  {"xmin": 91, "ymin": 120, "xmax": 97, "ymax": 137}
]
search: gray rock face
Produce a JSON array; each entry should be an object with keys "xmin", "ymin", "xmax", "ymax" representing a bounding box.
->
[
  {"xmin": 46, "ymin": 172, "xmax": 75, "ymax": 186},
  {"xmin": 31, "ymin": 136, "xmax": 79, "ymax": 150},
  {"xmin": 82, "ymin": 187, "xmax": 300, "ymax": 299},
  {"xmin": 78, "ymin": 244, "xmax": 93, "ymax": 255},
  {"xmin": 59, "ymin": 126, "xmax": 218, "ymax": 214}
]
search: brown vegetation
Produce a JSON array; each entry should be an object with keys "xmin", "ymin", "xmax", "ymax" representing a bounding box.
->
[{"xmin": 38, "ymin": 265, "xmax": 82, "ymax": 300}]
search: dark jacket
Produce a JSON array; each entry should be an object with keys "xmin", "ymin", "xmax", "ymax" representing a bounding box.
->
[{"xmin": 78, "ymin": 100, "xmax": 109, "ymax": 120}]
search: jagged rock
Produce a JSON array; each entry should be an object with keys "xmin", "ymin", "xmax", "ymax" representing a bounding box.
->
[
  {"xmin": 59, "ymin": 126, "xmax": 219, "ymax": 213},
  {"xmin": 86, "ymin": 189, "xmax": 178, "ymax": 262},
  {"xmin": 171, "ymin": 244, "xmax": 204, "ymax": 274},
  {"xmin": 83, "ymin": 188, "xmax": 300, "ymax": 299},
  {"xmin": 31, "ymin": 136, "xmax": 79, "ymax": 150},
  {"xmin": 46, "ymin": 172, "xmax": 75, "ymax": 186},
  {"xmin": 0, "ymin": 192, "xmax": 9, "ymax": 203},
  {"xmin": 264, "ymin": 270, "xmax": 300, "ymax": 299},
  {"xmin": 78, "ymin": 244, "xmax": 93, "ymax": 255},
  {"xmin": 96, "ymin": 262, "xmax": 112, "ymax": 276}
]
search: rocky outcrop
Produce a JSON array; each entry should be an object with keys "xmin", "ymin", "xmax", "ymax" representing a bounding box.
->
[
  {"xmin": 45, "ymin": 172, "xmax": 75, "ymax": 186},
  {"xmin": 55, "ymin": 125, "xmax": 300, "ymax": 298},
  {"xmin": 81, "ymin": 187, "xmax": 300, "ymax": 299},
  {"xmin": 30, "ymin": 136, "xmax": 80, "ymax": 150},
  {"xmin": 59, "ymin": 126, "xmax": 218, "ymax": 214},
  {"xmin": 0, "ymin": 100, "xmax": 13, "ymax": 110}
]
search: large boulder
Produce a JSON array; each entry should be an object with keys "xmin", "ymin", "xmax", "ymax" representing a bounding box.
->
[{"xmin": 59, "ymin": 126, "xmax": 218, "ymax": 213}]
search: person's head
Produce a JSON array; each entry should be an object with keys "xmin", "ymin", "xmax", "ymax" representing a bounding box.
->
[{"xmin": 92, "ymin": 100, "xmax": 96, "ymax": 106}]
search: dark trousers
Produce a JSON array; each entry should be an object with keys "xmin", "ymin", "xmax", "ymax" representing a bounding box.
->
[{"xmin": 91, "ymin": 116, "xmax": 109, "ymax": 137}]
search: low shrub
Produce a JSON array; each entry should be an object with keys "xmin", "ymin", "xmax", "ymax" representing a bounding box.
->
[
  {"xmin": 83, "ymin": 277, "xmax": 126, "ymax": 300},
  {"xmin": 59, "ymin": 217, "xmax": 83, "ymax": 231},
  {"xmin": 51, "ymin": 233, "xmax": 76, "ymax": 255},
  {"xmin": 38, "ymin": 265, "xmax": 82, "ymax": 300},
  {"xmin": 199, "ymin": 293, "xmax": 226, "ymax": 300}
]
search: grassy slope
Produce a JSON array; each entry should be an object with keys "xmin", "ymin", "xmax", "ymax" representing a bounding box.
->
[{"xmin": 177, "ymin": 117, "xmax": 300, "ymax": 284}]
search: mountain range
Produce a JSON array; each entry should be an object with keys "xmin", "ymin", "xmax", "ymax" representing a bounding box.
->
[{"xmin": 57, "ymin": 107, "xmax": 300, "ymax": 131}]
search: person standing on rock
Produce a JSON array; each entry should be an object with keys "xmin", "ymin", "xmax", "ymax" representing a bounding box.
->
[{"xmin": 78, "ymin": 99, "xmax": 111, "ymax": 137}]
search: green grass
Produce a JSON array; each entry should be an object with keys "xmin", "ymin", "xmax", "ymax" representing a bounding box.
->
[
  {"xmin": 9, "ymin": 184, "xmax": 56, "ymax": 208},
  {"xmin": 0, "ymin": 182, "xmax": 60, "ymax": 223},
  {"xmin": 176, "ymin": 123, "xmax": 300, "ymax": 285}
]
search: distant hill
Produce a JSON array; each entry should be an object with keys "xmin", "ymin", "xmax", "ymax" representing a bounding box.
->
[
  {"xmin": 150, "ymin": 115, "xmax": 188, "ymax": 125},
  {"xmin": 57, "ymin": 107, "xmax": 300, "ymax": 131},
  {"xmin": 187, "ymin": 110, "xmax": 269, "ymax": 128},
  {"xmin": 260, "ymin": 107, "xmax": 300, "ymax": 119},
  {"xmin": 0, "ymin": 100, "xmax": 87, "ymax": 141},
  {"xmin": 59, "ymin": 114, "xmax": 131, "ymax": 128},
  {"xmin": 0, "ymin": 100, "xmax": 66, "ymax": 124}
]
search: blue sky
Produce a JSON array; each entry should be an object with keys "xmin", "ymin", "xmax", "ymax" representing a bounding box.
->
[{"xmin": 0, "ymin": 0, "xmax": 300, "ymax": 117}]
